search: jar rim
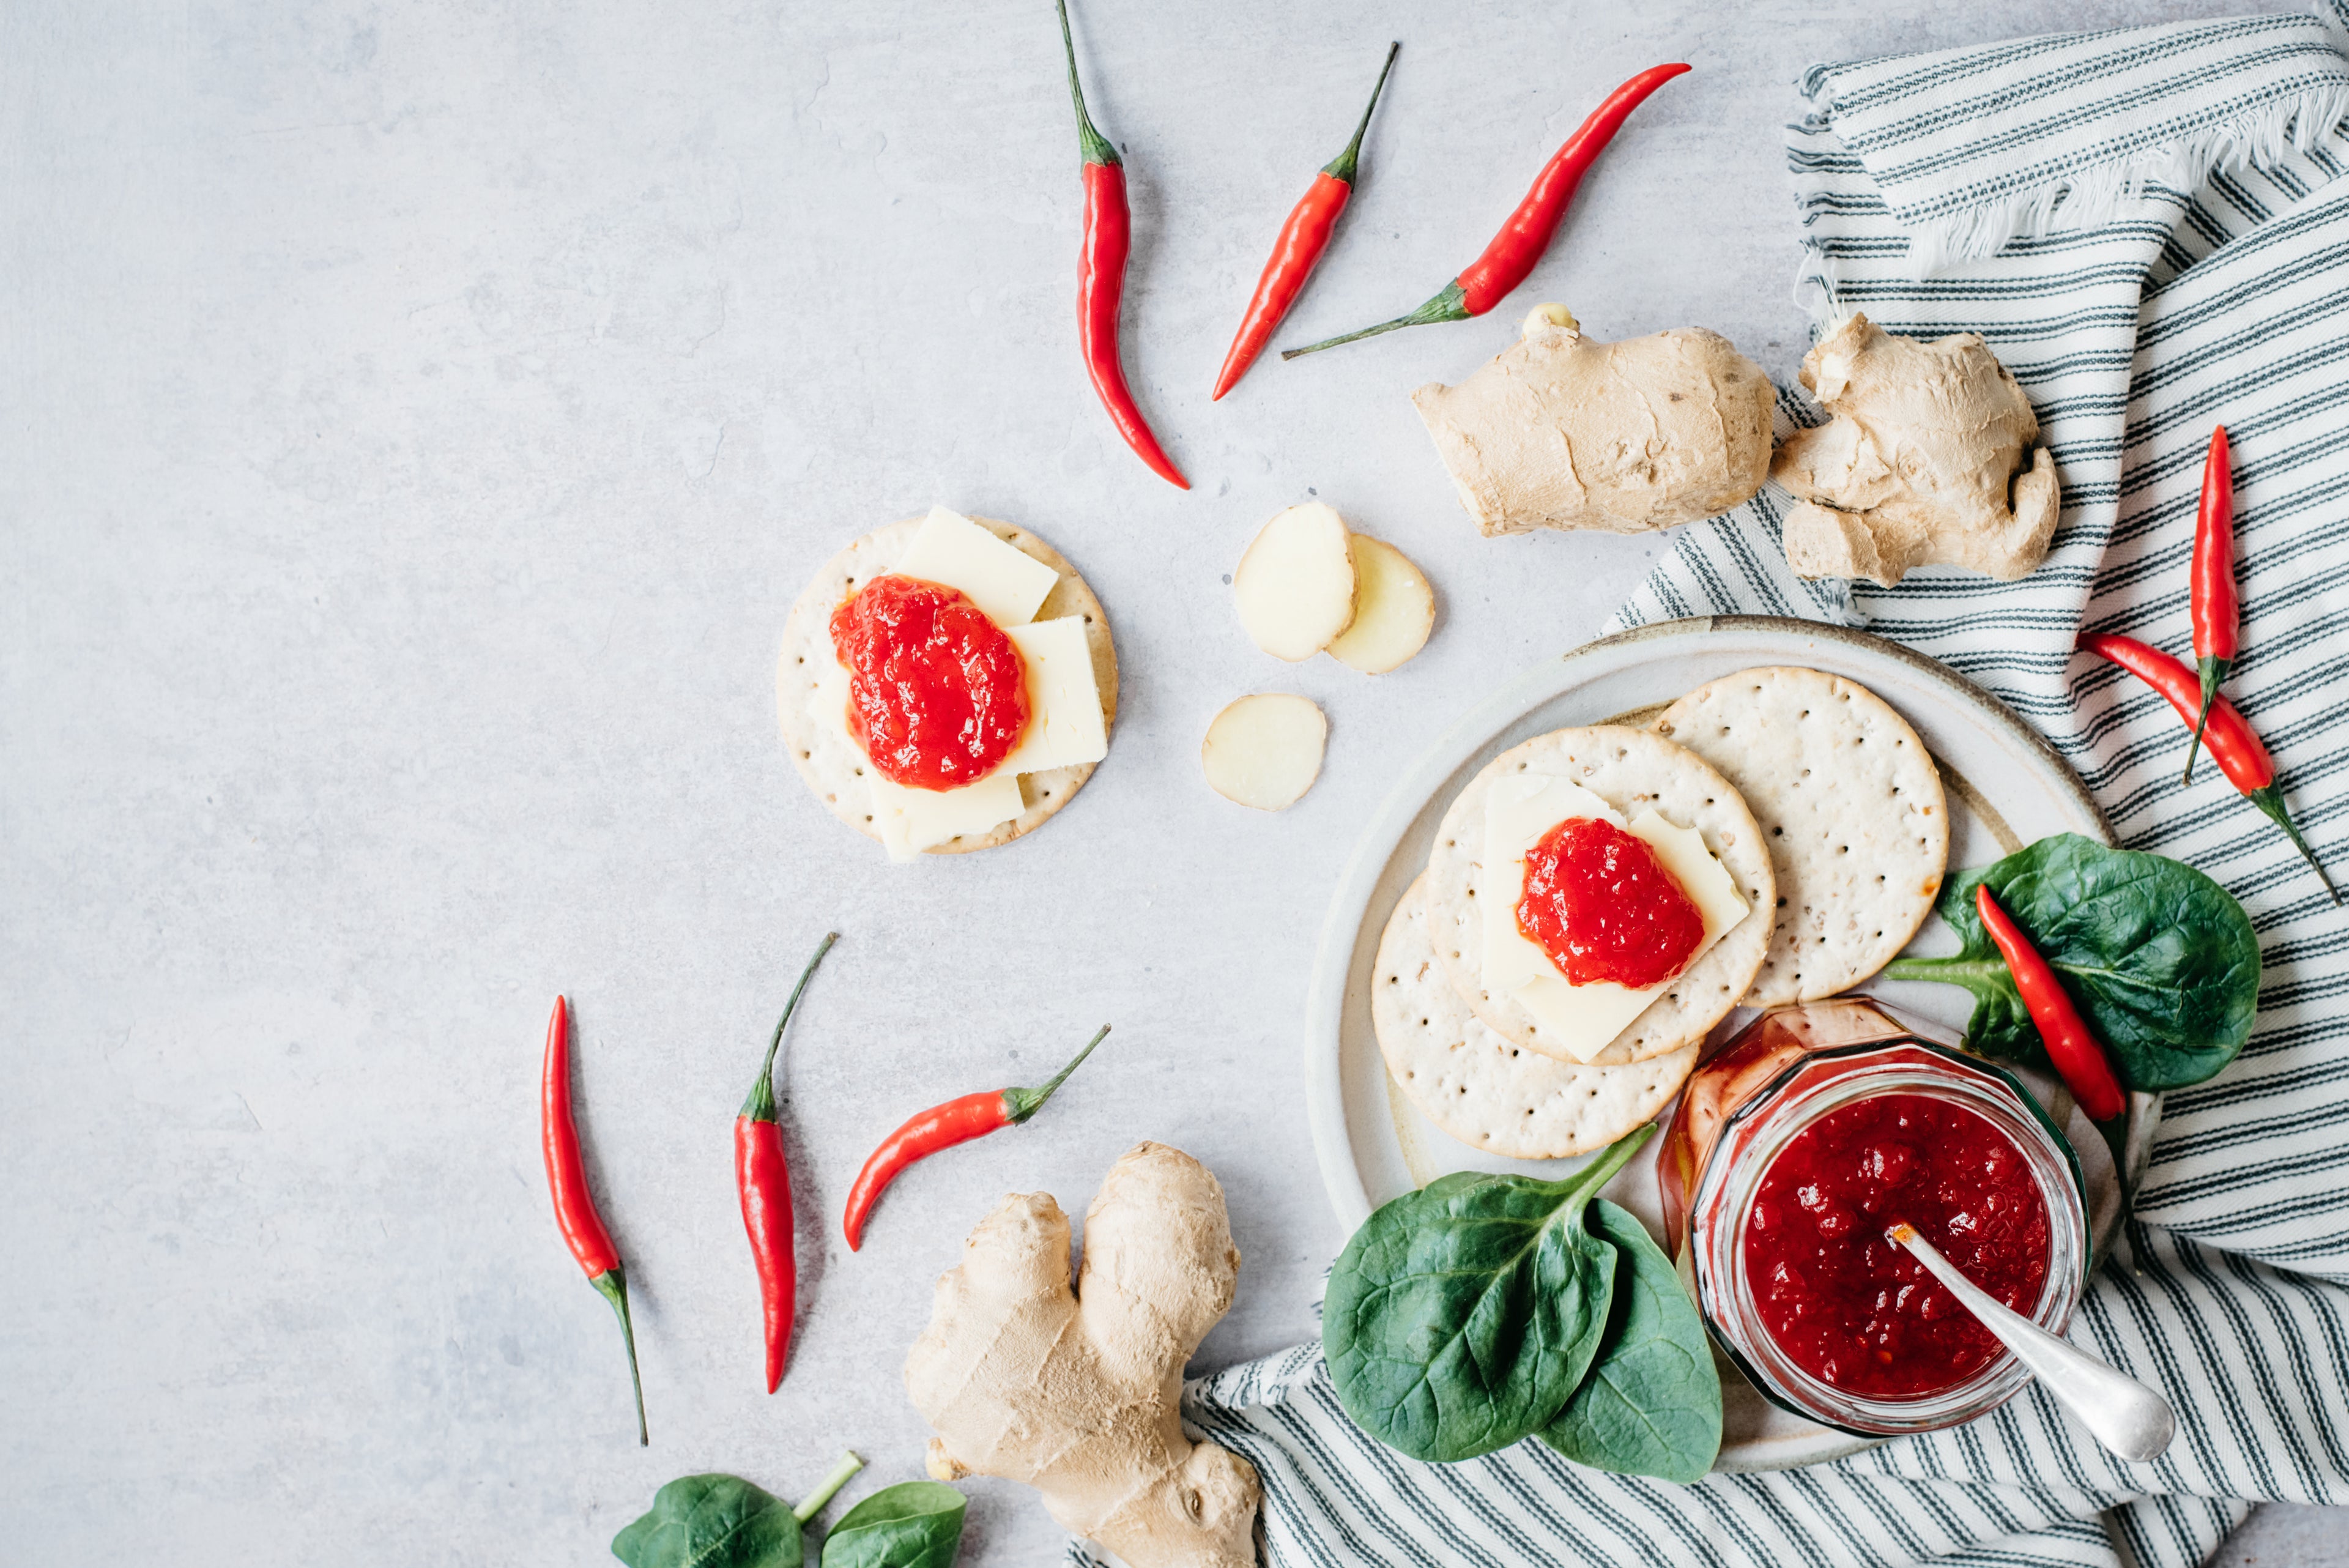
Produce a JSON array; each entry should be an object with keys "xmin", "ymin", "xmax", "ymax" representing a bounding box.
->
[{"xmin": 1691, "ymin": 1040, "xmax": 2090, "ymax": 1436}]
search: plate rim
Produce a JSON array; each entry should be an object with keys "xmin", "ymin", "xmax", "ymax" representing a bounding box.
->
[{"xmin": 1302, "ymin": 614, "xmax": 2114, "ymax": 1233}]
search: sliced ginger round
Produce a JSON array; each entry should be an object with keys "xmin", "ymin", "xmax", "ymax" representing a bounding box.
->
[
  {"xmin": 1233, "ymin": 502, "xmax": 1356, "ymax": 661},
  {"xmin": 1325, "ymin": 534, "xmax": 1434, "ymax": 674},
  {"xmin": 1201, "ymin": 694, "xmax": 1327, "ymax": 811}
]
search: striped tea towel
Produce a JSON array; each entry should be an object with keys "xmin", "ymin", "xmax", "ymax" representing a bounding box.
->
[{"xmin": 1072, "ymin": 11, "xmax": 2349, "ymax": 1568}]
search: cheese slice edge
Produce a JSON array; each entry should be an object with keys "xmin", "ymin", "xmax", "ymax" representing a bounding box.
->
[
  {"xmin": 996, "ymin": 618, "xmax": 1108, "ymax": 776},
  {"xmin": 892, "ymin": 506, "xmax": 1059, "ymax": 628}
]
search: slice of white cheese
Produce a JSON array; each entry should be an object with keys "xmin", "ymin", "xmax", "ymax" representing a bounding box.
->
[
  {"xmin": 869, "ymin": 767, "xmax": 1026, "ymax": 863},
  {"xmin": 891, "ymin": 506, "xmax": 1059, "ymax": 628},
  {"xmin": 995, "ymin": 617, "xmax": 1108, "ymax": 776},
  {"xmin": 1479, "ymin": 770, "xmax": 1750, "ymax": 1061}
]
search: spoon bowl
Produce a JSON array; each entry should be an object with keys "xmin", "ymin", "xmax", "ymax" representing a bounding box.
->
[{"xmin": 1887, "ymin": 1222, "xmax": 2175, "ymax": 1463}]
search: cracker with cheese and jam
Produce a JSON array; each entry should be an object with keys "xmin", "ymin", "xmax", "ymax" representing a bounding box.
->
[
  {"xmin": 778, "ymin": 508, "xmax": 1115, "ymax": 860},
  {"xmin": 1378, "ymin": 677, "xmax": 1948, "ymax": 1159},
  {"xmin": 1423, "ymin": 726, "xmax": 1773, "ymax": 1069}
]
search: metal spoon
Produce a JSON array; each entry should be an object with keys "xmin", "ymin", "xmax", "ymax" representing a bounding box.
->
[{"xmin": 1886, "ymin": 1222, "xmax": 2175, "ymax": 1463}]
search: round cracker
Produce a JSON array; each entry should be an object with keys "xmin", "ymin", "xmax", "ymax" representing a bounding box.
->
[
  {"xmin": 1423, "ymin": 725, "xmax": 1774, "ymax": 1065},
  {"xmin": 776, "ymin": 515, "xmax": 1117, "ymax": 855},
  {"xmin": 1653, "ymin": 666, "xmax": 1946, "ymax": 1006},
  {"xmin": 1374, "ymin": 872, "xmax": 1697, "ymax": 1159}
]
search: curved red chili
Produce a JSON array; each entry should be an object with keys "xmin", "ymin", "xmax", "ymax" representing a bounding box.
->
[
  {"xmin": 1211, "ymin": 42, "xmax": 1400, "ymax": 401},
  {"xmin": 2080, "ymin": 632, "xmax": 2337, "ymax": 902},
  {"xmin": 2186, "ymin": 425, "xmax": 2238, "ymax": 784},
  {"xmin": 1056, "ymin": 0, "xmax": 1186, "ymax": 489},
  {"xmin": 1974, "ymin": 885, "xmax": 2127, "ymax": 1123},
  {"xmin": 1282, "ymin": 62, "xmax": 1689, "ymax": 360},
  {"xmin": 541, "ymin": 995, "xmax": 647, "ymax": 1445},
  {"xmin": 842, "ymin": 1024, "xmax": 1109, "ymax": 1252},
  {"xmin": 737, "ymin": 932, "xmax": 838, "ymax": 1394}
]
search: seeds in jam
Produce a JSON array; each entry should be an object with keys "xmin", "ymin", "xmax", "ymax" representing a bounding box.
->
[
  {"xmin": 1744, "ymin": 1092, "xmax": 2052, "ymax": 1399},
  {"xmin": 1515, "ymin": 816, "xmax": 1704, "ymax": 987},
  {"xmin": 829, "ymin": 574, "xmax": 1030, "ymax": 790}
]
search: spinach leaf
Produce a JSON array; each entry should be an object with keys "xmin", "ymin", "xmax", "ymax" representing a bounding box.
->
[
  {"xmin": 1880, "ymin": 833, "xmax": 2257, "ymax": 1091},
  {"xmin": 1540, "ymin": 1200, "xmax": 1721, "ymax": 1484},
  {"xmin": 613, "ymin": 1474, "xmax": 805, "ymax": 1568},
  {"xmin": 819, "ymin": 1482, "xmax": 967, "ymax": 1568},
  {"xmin": 1323, "ymin": 1124, "xmax": 1652, "ymax": 1462}
]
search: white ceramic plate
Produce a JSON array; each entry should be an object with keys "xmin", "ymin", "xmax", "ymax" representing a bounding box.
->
[{"xmin": 1302, "ymin": 615, "xmax": 2153, "ymax": 1473}]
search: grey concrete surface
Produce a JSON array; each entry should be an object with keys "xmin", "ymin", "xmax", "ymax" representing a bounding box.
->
[{"xmin": 5, "ymin": 1, "xmax": 2343, "ymax": 1562}]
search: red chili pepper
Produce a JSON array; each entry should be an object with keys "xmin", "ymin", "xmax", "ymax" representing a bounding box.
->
[
  {"xmin": 1973, "ymin": 885, "xmax": 2128, "ymax": 1123},
  {"xmin": 2080, "ymin": 631, "xmax": 2338, "ymax": 902},
  {"xmin": 1210, "ymin": 42, "xmax": 1400, "ymax": 401},
  {"xmin": 842, "ymin": 1024, "xmax": 1108, "ymax": 1251},
  {"xmin": 737, "ymin": 932, "xmax": 837, "ymax": 1394},
  {"xmin": 540, "ymin": 995, "xmax": 647, "ymax": 1445},
  {"xmin": 1282, "ymin": 62, "xmax": 1689, "ymax": 360},
  {"xmin": 2186, "ymin": 425, "xmax": 2239, "ymax": 786},
  {"xmin": 1055, "ymin": 0, "xmax": 1187, "ymax": 489}
]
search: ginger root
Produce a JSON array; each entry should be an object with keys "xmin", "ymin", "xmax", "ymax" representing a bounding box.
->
[
  {"xmin": 1773, "ymin": 312, "xmax": 2060, "ymax": 585},
  {"xmin": 904, "ymin": 1141, "xmax": 1260, "ymax": 1568},
  {"xmin": 1411, "ymin": 308, "xmax": 1775, "ymax": 537}
]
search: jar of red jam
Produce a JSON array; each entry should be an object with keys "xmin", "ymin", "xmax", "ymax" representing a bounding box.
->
[{"xmin": 1661, "ymin": 997, "xmax": 2089, "ymax": 1437}]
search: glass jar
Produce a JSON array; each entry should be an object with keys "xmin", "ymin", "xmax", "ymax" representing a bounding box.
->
[{"xmin": 1661, "ymin": 997, "xmax": 2089, "ymax": 1438}]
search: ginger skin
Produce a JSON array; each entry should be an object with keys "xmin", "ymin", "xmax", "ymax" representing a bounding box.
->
[
  {"xmin": 1411, "ymin": 310, "xmax": 1775, "ymax": 537},
  {"xmin": 1774, "ymin": 312, "xmax": 2060, "ymax": 585},
  {"xmin": 904, "ymin": 1142, "xmax": 1260, "ymax": 1568}
]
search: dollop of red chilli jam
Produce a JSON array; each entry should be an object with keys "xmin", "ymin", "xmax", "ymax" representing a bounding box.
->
[
  {"xmin": 829, "ymin": 574, "xmax": 1030, "ymax": 791},
  {"xmin": 1745, "ymin": 1093, "xmax": 2052, "ymax": 1399},
  {"xmin": 1515, "ymin": 817, "xmax": 1704, "ymax": 988}
]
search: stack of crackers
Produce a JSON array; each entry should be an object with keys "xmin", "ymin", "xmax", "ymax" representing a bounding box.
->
[{"xmin": 1374, "ymin": 667, "xmax": 1951, "ymax": 1158}]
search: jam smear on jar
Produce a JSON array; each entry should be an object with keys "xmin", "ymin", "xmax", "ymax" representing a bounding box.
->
[
  {"xmin": 1516, "ymin": 816, "xmax": 1704, "ymax": 988},
  {"xmin": 829, "ymin": 574, "xmax": 1030, "ymax": 790},
  {"xmin": 1745, "ymin": 1092, "xmax": 2051, "ymax": 1399}
]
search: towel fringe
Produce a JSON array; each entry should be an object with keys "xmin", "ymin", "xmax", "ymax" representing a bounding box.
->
[{"xmin": 1903, "ymin": 82, "xmax": 2349, "ymax": 272}]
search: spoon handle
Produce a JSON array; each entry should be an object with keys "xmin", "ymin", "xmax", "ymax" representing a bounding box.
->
[{"xmin": 1888, "ymin": 1224, "xmax": 2175, "ymax": 1463}]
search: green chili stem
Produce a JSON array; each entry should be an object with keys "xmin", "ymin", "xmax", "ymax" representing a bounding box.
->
[
  {"xmin": 1280, "ymin": 283, "xmax": 1471, "ymax": 360},
  {"xmin": 742, "ymin": 932, "xmax": 841, "ymax": 1122},
  {"xmin": 1003, "ymin": 1024, "xmax": 1111, "ymax": 1123},
  {"xmin": 793, "ymin": 1450, "xmax": 864, "ymax": 1523}
]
